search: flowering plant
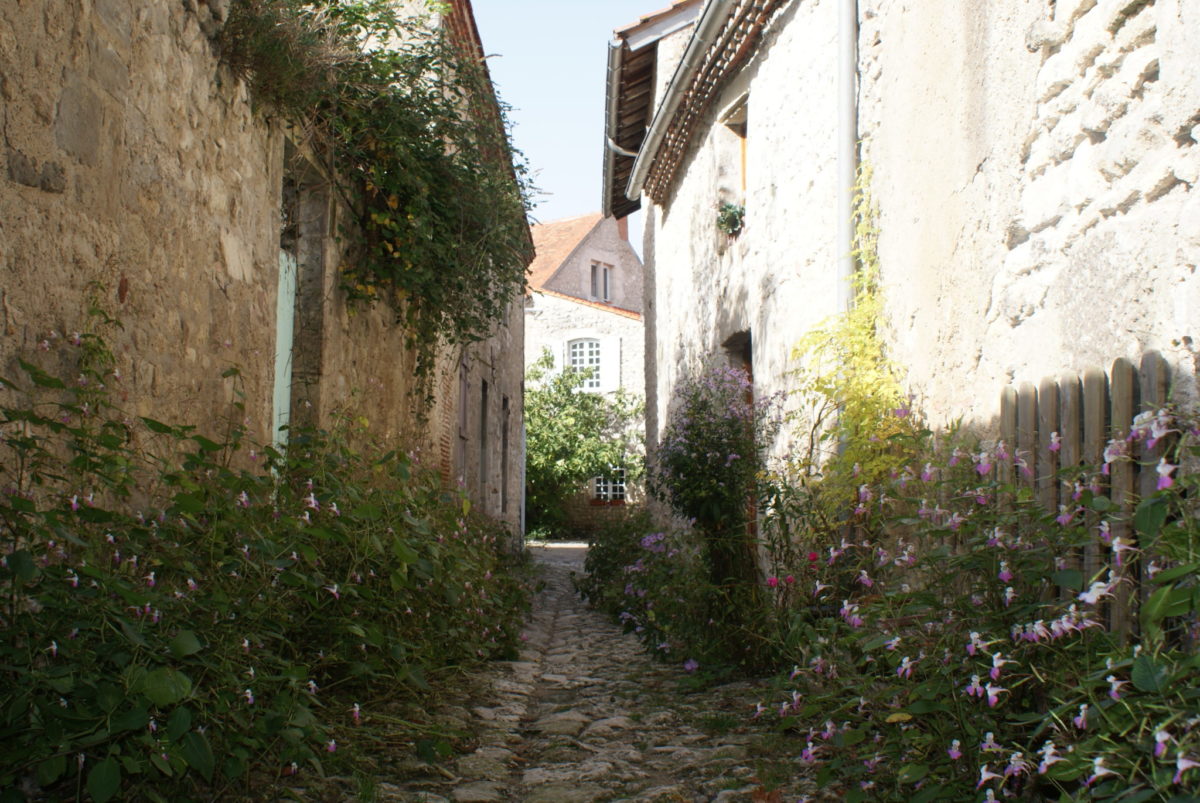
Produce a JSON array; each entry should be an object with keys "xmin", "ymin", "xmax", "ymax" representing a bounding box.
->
[{"xmin": 0, "ymin": 327, "xmax": 531, "ymax": 799}]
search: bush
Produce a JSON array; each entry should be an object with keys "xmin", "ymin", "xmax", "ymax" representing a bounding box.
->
[
  {"xmin": 0, "ymin": 330, "xmax": 531, "ymax": 800},
  {"xmin": 644, "ymin": 362, "xmax": 781, "ymax": 670},
  {"xmin": 524, "ymin": 349, "xmax": 642, "ymax": 534},
  {"xmin": 756, "ymin": 412, "xmax": 1199, "ymax": 801}
]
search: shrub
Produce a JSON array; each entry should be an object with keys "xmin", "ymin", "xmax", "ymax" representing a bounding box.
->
[
  {"xmin": 0, "ymin": 330, "xmax": 531, "ymax": 800},
  {"xmin": 751, "ymin": 412, "xmax": 1200, "ymax": 801},
  {"xmin": 524, "ymin": 349, "xmax": 642, "ymax": 535},
  {"xmin": 645, "ymin": 362, "xmax": 782, "ymax": 670}
]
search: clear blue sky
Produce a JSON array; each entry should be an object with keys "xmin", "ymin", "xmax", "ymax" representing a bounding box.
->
[{"xmin": 472, "ymin": 0, "xmax": 658, "ymax": 231}]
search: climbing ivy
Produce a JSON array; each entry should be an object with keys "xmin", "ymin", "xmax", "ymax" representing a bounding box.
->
[
  {"xmin": 787, "ymin": 163, "xmax": 919, "ymax": 497},
  {"xmin": 220, "ymin": 0, "xmax": 534, "ymax": 383}
]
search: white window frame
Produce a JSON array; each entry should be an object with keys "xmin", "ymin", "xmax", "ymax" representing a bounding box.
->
[
  {"xmin": 568, "ymin": 338, "xmax": 601, "ymax": 390},
  {"xmin": 594, "ymin": 468, "xmax": 627, "ymax": 503}
]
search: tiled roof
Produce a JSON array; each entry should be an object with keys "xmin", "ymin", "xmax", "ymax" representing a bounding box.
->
[
  {"xmin": 641, "ymin": 0, "xmax": 788, "ymax": 203},
  {"xmin": 527, "ymin": 213, "xmax": 604, "ymax": 290},
  {"xmin": 604, "ymin": 0, "xmax": 703, "ymax": 218},
  {"xmin": 615, "ymin": 0, "xmax": 704, "ymax": 36},
  {"xmin": 535, "ymin": 289, "xmax": 643, "ymax": 321}
]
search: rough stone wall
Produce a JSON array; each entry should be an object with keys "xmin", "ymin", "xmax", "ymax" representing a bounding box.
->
[
  {"xmin": 543, "ymin": 217, "xmax": 644, "ymax": 313},
  {"xmin": 451, "ymin": 299, "xmax": 526, "ymax": 533},
  {"xmin": 645, "ymin": 0, "xmax": 841, "ymax": 453},
  {"xmin": 0, "ymin": 0, "xmax": 280, "ymax": 432},
  {"xmin": 860, "ymin": 0, "xmax": 1200, "ymax": 427},
  {"xmin": 0, "ymin": 0, "xmax": 526, "ymax": 532}
]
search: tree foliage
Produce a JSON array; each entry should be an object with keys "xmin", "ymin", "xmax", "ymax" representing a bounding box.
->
[
  {"xmin": 524, "ymin": 350, "xmax": 642, "ymax": 534},
  {"xmin": 220, "ymin": 0, "xmax": 534, "ymax": 386}
]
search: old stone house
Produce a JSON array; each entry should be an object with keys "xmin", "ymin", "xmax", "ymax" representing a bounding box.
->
[
  {"xmin": 605, "ymin": 0, "xmax": 1200, "ymax": 455},
  {"xmin": 0, "ymin": 0, "xmax": 529, "ymax": 531},
  {"xmin": 525, "ymin": 213, "xmax": 645, "ymax": 528}
]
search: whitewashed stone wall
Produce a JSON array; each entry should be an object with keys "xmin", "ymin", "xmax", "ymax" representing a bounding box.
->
[
  {"xmin": 860, "ymin": 0, "xmax": 1200, "ymax": 427},
  {"xmin": 644, "ymin": 0, "xmax": 841, "ymax": 454},
  {"xmin": 525, "ymin": 293, "xmax": 644, "ymax": 398}
]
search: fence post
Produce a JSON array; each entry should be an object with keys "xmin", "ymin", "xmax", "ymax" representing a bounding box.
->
[
  {"xmin": 999, "ymin": 386, "xmax": 1017, "ymax": 512},
  {"xmin": 1109, "ymin": 357, "xmax": 1137, "ymax": 640},
  {"xmin": 1137, "ymin": 352, "xmax": 1171, "ymax": 608},
  {"xmin": 1081, "ymin": 367, "xmax": 1108, "ymax": 586},
  {"xmin": 1017, "ymin": 382, "xmax": 1038, "ymax": 493},
  {"xmin": 1038, "ymin": 378, "xmax": 1060, "ymax": 515},
  {"xmin": 1059, "ymin": 374, "xmax": 1083, "ymax": 576}
]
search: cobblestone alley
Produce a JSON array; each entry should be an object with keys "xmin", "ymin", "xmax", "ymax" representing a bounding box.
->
[{"xmin": 381, "ymin": 544, "xmax": 816, "ymax": 803}]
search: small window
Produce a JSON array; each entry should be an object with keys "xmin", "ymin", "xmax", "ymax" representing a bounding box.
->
[
  {"xmin": 594, "ymin": 469, "xmax": 627, "ymax": 503},
  {"xmin": 721, "ymin": 94, "xmax": 748, "ymax": 193},
  {"xmin": 590, "ymin": 261, "xmax": 612, "ymax": 302},
  {"xmin": 568, "ymin": 338, "xmax": 601, "ymax": 390}
]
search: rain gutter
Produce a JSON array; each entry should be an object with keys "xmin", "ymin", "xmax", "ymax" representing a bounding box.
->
[{"xmin": 625, "ymin": 0, "xmax": 740, "ymax": 203}]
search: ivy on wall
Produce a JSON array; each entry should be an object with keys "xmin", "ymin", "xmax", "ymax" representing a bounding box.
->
[
  {"xmin": 788, "ymin": 164, "xmax": 918, "ymax": 497},
  {"xmin": 219, "ymin": 0, "xmax": 534, "ymax": 383}
]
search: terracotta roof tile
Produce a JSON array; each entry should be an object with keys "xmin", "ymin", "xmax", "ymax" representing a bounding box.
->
[
  {"xmin": 616, "ymin": 0, "xmax": 703, "ymax": 35},
  {"xmin": 527, "ymin": 213, "xmax": 603, "ymax": 290}
]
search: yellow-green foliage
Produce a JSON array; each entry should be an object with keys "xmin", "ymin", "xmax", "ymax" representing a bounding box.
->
[{"xmin": 788, "ymin": 164, "xmax": 919, "ymax": 496}]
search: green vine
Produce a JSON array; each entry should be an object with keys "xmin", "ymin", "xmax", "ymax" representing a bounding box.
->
[
  {"xmin": 787, "ymin": 163, "xmax": 917, "ymax": 496},
  {"xmin": 219, "ymin": 0, "xmax": 534, "ymax": 384}
]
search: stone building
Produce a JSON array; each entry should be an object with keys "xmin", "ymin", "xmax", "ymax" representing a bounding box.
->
[
  {"xmin": 525, "ymin": 213, "xmax": 645, "ymax": 528},
  {"xmin": 604, "ymin": 0, "xmax": 1200, "ymax": 454},
  {"xmin": 0, "ymin": 0, "xmax": 529, "ymax": 531}
]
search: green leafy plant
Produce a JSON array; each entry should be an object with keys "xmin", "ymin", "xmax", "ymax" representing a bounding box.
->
[
  {"xmin": 523, "ymin": 349, "xmax": 643, "ymax": 535},
  {"xmin": 647, "ymin": 361, "xmax": 781, "ymax": 670},
  {"xmin": 220, "ymin": 0, "xmax": 534, "ymax": 384},
  {"xmin": 716, "ymin": 201, "xmax": 745, "ymax": 236},
  {"xmin": 0, "ymin": 324, "xmax": 532, "ymax": 800}
]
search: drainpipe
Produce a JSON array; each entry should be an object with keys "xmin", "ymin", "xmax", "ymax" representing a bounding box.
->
[
  {"xmin": 837, "ymin": 0, "xmax": 859, "ymax": 313},
  {"xmin": 602, "ymin": 41, "xmax": 625, "ymax": 216},
  {"xmin": 626, "ymin": 0, "xmax": 739, "ymax": 203}
]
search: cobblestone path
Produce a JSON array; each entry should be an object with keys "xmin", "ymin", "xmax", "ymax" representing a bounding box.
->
[{"xmin": 382, "ymin": 544, "xmax": 816, "ymax": 803}]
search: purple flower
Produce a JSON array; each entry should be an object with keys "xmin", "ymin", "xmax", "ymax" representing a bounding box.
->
[
  {"xmin": 1155, "ymin": 729, "xmax": 1171, "ymax": 759},
  {"xmin": 1157, "ymin": 457, "xmax": 1176, "ymax": 490},
  {"xmin": 1174, "ymin": 755, "xmax": 1200, "ymax": 785},
  {"xmin": 948, "ymin": 739, "xmax": 962, "ymax": 760},
  {"xmin": 682, "ymin": 658, "xmax": 699, "ymax": 673}
]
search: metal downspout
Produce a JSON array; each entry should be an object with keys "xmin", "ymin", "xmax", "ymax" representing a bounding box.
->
[{"xmin": 837, "ymin": 0, "xmax": 859, "ymax": 313}]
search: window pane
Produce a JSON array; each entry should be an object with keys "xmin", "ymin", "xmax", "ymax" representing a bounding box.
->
[{"xmin": 569, "ymin": 339, "xmax": 601, "ymax": 389}]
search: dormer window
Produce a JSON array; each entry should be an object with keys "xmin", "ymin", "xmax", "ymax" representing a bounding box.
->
[{"xmin": 590, "ymin": 261, "xmax": 612, "ymax": 302}]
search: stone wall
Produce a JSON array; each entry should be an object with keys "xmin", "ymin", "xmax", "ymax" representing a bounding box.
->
[
  {"xmin": 542, "ymin": 216, "xmax": 644, "ymax": 313},
  {"xmin": 860, "ymin": 0, "xmax": 1200, "ymax": 426},
  {"xmin": 526, "ymin": 291, "xmax": 645, "ymax": 397},
  {"xmin": 0, "ymin": 0, "xmax": 525, "ymax": 532},
  {"xmin": 643, "ymin": 0, "xmax": 841, "ymax": 454},
  {"xmin": 1, "ymin": 0, "xmax": 280, "ymax": 431}
]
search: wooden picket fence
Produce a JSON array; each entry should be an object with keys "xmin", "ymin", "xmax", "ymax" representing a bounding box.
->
[{"xmin": 996, "ymin": 351, "xmax": 1172, "ymax": 637}]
